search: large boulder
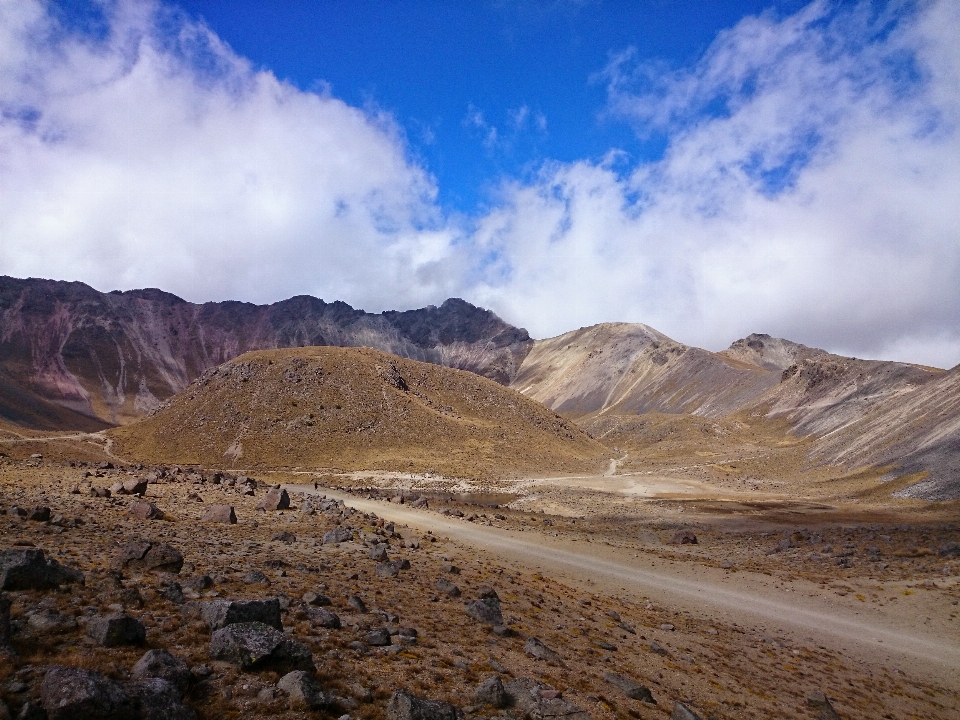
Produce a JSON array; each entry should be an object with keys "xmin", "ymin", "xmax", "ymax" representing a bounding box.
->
[
  {"xmin": 276, "ymin": 670, "xmax": 333, "ymax": 711},
  {"xmin": 464, "ymin": 590, "xmax": 503, "ymax": 626},
  {"xmin": 200, "ymin": 505, "xmax": 237, "ymax": 523},
  {"xmin": 128, "ymin": 501, "xmax": 163, "ymax": 521},
  {"xmin": 474, "ymin": 676, "xmax": 508, "ymax": 709},
  {"xmin": 386, "ymin": 690, "xmax": 464, "ymax": 720},
  {"xmin": 131, "ymin": 649, "xmax": 191, "ymax": 696},
  {"xmin": 209, "ymin": 621, "xmax": 313, "ymax": 673},
  {"xmin": 0, "ymin": 549, "xmax": 84, "ymax": 591},
  {"xmin": 115, "ymin": 540, "xmax": 183, "ymax": 574},
  {"xmin": 256, "ymin": 488, "xmax": 290, "ymax": 511},
  {"xmin": 305, "ymin": 606, "xmax": 341, "ymax": 629},
  {"xmin": 201, "ymin": 598, "xmax": 282, "ymax": 631},
  {"xmin": 40, "ymin": 666, "xmax": 136, "ymax": 720},
  {"xmin": 126, "ymin": 678, "xmax": 197, "ymax": 720},
  {"xmin": 86, "ymin": 614, "xmax": 146, "ymax": 647}
]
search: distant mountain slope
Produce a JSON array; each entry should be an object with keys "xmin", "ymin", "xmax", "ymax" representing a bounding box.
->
[
  {"xmin": 110, "ymin": 346, "xmax": 608, "ymax": 478},
  {"xmin": 809, "ymin": 364, "xmax": 960, "ymax": 500},
  {"xmin": 509, "ymin": 323, "xmax": 778, "ymax": 418},
  {"xmin": 0, "ymin": 276, "xmax": 532, "ymax": 428}
]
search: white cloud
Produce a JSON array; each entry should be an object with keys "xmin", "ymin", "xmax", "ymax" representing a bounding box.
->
[
  {"xmin": 2, "ymin": 0, "xmax": 959, "ymax": 369},
  {"xmin": 473, "ymin": 1, "xmax": 960, "ymax": 368},
  {"xmin": 0, "ymin": 0, "xmax": 460, "ymax": 311}
]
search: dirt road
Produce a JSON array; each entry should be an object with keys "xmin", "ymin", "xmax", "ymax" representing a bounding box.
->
[{"xmin": 288, "ymin": 484, "xmax": 960, "ymax": 691}]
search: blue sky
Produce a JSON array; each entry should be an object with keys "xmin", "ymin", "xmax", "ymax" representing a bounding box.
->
[
  {"xmin": 2, "ymin": 1, "xmax": 960, "ymax": 367},
  {"xmin": 170, "ymin": 0, "xmax": 808, "ymax": 213}
]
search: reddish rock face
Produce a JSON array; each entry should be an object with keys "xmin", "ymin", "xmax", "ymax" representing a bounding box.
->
[{"xmin": 0, "ymin": 277, "xmax": 532, "ymax": 429}]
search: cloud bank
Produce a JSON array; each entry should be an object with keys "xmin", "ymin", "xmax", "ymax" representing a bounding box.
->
[{"xmin": 1, "ymin": 1, "xmax": 959, "ymax": 368}]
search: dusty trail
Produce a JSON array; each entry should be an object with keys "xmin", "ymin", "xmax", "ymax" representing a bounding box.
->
[{"xmin": 288, "ymin": 484, "xmax": 960, "ymax": 691}]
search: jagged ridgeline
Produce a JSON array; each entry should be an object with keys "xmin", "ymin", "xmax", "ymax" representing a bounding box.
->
[
  {"xmin": 0, "ymin": 276, "xmax": 533, "ymax": 428},
  {"xmin": 108, "ymin": 347, "xmax": 609, "ymax": 478}
]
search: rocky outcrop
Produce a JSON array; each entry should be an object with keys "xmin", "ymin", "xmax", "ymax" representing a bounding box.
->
[{"xmin": 0, "ymin": 276, "xmax": 532, "ymax": 428}]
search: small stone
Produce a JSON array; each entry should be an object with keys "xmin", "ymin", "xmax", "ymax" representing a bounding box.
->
[
  {"xmin": 123, "ymin": 479, "xmax": 149, "ymax": 495},
  {"xmin": 28, "ymin": 609, "xmax": 77, "ymax": 634},
  {"xmin": 672, "ymin": 701, "xmax": 705, "ymax": 720},
  {"xmin": 347, "ymin": 596, "xmax": 367, "ymax": 613},
  {"xmin": 524, "ymin": 637, "xmax": 561, "ymax": 663},
  {"xmin": 386, "ymin": 690, "xmax": 464, "ymax": 720},
  {"xmin": 464, "ymin": 596, "xmax": 503, "ymax": 626},
  {"xmin": 86, "ymin": 613, "xmax": 146, "ymax": 647},
  {"xmin": 375, "ymin": 559, "xmax": 410, "ymax": 578},
  {"xmin": 27, "ymin": 507, "xmax": 51, "ymax": 522},
  {"xmin": 126, "ymin": 677, "xmax": 197, "ymax": 720},
  {"xmin": 306, "ymin": 606, "xmax": 341, "ymax": 629},
  {"xmin": 474, "ymin": 676, "xmax": 508, "ymax": 709},
  {"xmin": 365, "ymin": 628, "xmax": 391, "ymax": 646},
  {"xmin": 272, "ymin": 531, "xmax": 296, "ymax": 543},
  {"xmin": 807, "ymin": 690, "xmax": 840, "ymax": 720},
  {"xmin": 129, "ymin": 501, "xmax": 164, "ymax": 521},
  {"xmin": 660, "ymin": 623, "xmax": 675, "ymax": 631},
  {"xmin": 277, "ymin": 670, "xmax": 333, "ymax": 711},
  {"xmin": 323, "ymin": 527, "xmax": 354, "ymax": 545},
  {"xmin": 243, "ymin": 569, "xmax": 271, "ymax": 586},
  {"xmin": 435, "ymin": 578, "xmax": 461, "ymax": 598},
  {"xmin": 303, "ymin": 592, "xmax": 332, "ymax": 606},
  {"xmin": 369, "ymin": 545, "xmax": 389, "ymax": 562},
  {"xmin": 668, "ymin": 530, "xmax": 698, "ymax": 545},
  {"xmin": 116, "ymin": 540, "xmax": 183, "ymax": 573},
  {"xmin": 603, "ymin": 672, "xmax": 655, "ymax": 703},
  {"xmin": 201, "ymin": 504, "xmax": 237, "ymax": 523},
  {"xmin": 132, "ymin": 649, "xmax": 192, "ymax": 696}
]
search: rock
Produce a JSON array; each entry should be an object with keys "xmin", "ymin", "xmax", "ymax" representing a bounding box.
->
[
  {"xmin": 672, "ymin": 702, "xmax": 705, "ymax": 720},
  {"xmin": 660, "ymin": 623, "xmax": 675, "ymax": 631},
  {"xmin": 302, "ymin": 592, "xmax": 331, "ymax": 606},
  {"xmin": 256, "ymin": 488, "xmax": 291, "ymax": 511},
  {"xmin": 201, "ymin": 598, "xmax": 282, "ymax": 631},
  {"xmin": 272, "ymin": 531, "xmax": 296, "ymax": 543},
  {"xmin": 369, "ymin": 545, "xmax": 389, "ymax": 562},
  {"xmin": 243, "ymin": 570, "xmax": 270, "ymax": 586},
  {"xmin": 0, "ymin": 548, "xmax": 84, "ymax": 590},
  {"xmin": 385, "ymin": 690, "xmax": 464, "ymax": 720},
  {"xmin": 375, "ymin": 559, "xmax": 410, "ymax": 578},
  {"xmin": 132, "ymin": 649, "xmax": 192, "ymax": 696},
  {"xmin": 464, "ymin": 594, "xmax": 503, "ymax": 626},
  {"xmin": 435, "ymin": 578, "xmax": 461, "ymax": 598},
  {"xmin": 110, "ymin": 481, "xmax": 126, "ymax": 495},
  {"xmin": 40, "ymin": 666, "xmax": 136, "ymax": 720},
  {"xmin": 503, "ymin": 678, "xmax": 589, "ymax": 720},
  {"xmin": 807, "ymin": 690, "xmax": 840, "ymax": 720},
  {"xmin": 126, "ymin": 678, "xmax": 197, "ymax": 720},
  {"xmin": 123, "ymin": 479, "xmax": 149, "ymax": 495},
  {"xmin": 365, "ymin": 627, "xmax": 392, "ymax": 646},
  {"xmin": 28, "ymin": 609, "xmax": 78, "ymax": 634},
  {"xmin": 87, "ymin": 613, "xmax": 146, "ymax": 647},
  {"xmin": 200, "ymin": 505, "xmax": 237, "ymax": 523},
  {"xmin": 474, "ymin": 676, "xmax": 508, "ymax": 709},
  {"xmin": 116, "ymin": 540, "xmax": 183, "ymax": 574},
  {"xmin": 603, "ymin": 672, "xmax": 656, "ymax": 703},
  {"xmin": 668, "ymin": 530, "xmax": 698, "ymax": 545},
  {"xmin": 409, "ymin": 497, "xmax": 428, "ymax": 509},
  {"xmin": 209, "ymin": 621, "xmax": 314, "ymax": 673},
  {"xmin": 323, "ymin": 527, "xmax": 354, "ymax": 545},
  {"xmin": 185, "ymin": 575, "xmax": 214, "ymax": 592},
  {"xmin": 0, "ymin": 594, "xmax": 12, "ymax": 652},
  {"xmin": 306, "ymin": 606, "xmax": 341, "ymax": 629},
  {"xmin": 347, "ymin": 596, "xmax": 367, "ymax": 613},
  {"xmin": 524, "ymin": 637, "xmax": 561, "ymax": 664},
  {"xmin": 128, "ymin": 501, "xmax": 163, "ymax": 521},
  {"xmin": 277, "ymin": 670, "xmax": 333, "ymax": 711},
  {"xmin": 160, "ymin": 582, "xmax": 185, "ymax": 604},
  {"xmin": 27, "ymin": 507, "xmax": 51, "ymax": 522}
]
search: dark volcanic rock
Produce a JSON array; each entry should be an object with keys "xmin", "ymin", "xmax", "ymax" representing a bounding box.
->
[
  {"xmin": 603, "ymin": 671, "xmax": 655, "ymax": 703},
  {"xmin": 276, "ymin": 670, "xmax": 333, "ymax": 711},
  {"xmin": 209, "ymin": 621, "xmax": 313, "ymax": 673},
  {"xmin": 87, "ymin": 613, "xmax": 146, "ymax": 647},
  {"xmin": 435, "ymin": 578, "xmax": 461, "ymax": 598},
  {"xmin": 386, "ymin": 690, "xmax": 465, "ymax": 720},
  {"xmin": 116, "ymin": 540, "xmax": 183, "ymax": 573},
  {"xmin": 126, "ymin": 678, "xmax": 197, "ymax": 720},
  {"xmin": 672, "ymin": 702, "xmax": 705, "ymax": 720},
  {"xmin": 464, "ymin": 590, "xmax": 503, "ymax": 626},
  {"xmin": 40, "ymin": 666, "xmax": 136, "ymax": 720},
  {"xmin": 201, "ymin": 598, "xmax": 282, "ymax": 631},
  {"xmin": 323, "ymin": 527, "xmax": 354, "ymax": 545},
  {"xmin": 0, "ymin": 549, "xmax": 83, "ymax": 591},
  {"xmin": 474, "ymin": 676, "xmax": 508, "ymax": 709},
  {"xmin": 375, "ymin": 559, "xmax": 410, "ymax": 578},
  {"xmin": 256, "ymin": 488, "xmax": 291, "ymax": 511},
  {"xmin": 305, "ymin": 606, "xmax": 341, "ymax": 629},
  {"xmin": 132, "ymin": 649, "xmax": 192, "ymax": 696},
  {"xmin": 503, "ymin": 678, "xmax": 589, "ymax": 720}
]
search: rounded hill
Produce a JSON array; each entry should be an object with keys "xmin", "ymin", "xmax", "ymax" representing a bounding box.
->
[{"xmin": 109, "ymin": 346, "xmax": 609, "ymax": 478}]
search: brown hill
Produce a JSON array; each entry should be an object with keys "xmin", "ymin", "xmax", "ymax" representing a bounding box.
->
[
  {"xmin": 109, "ymin": 346, "xmax": 609, "ymax": 478},
  {"xmin": 0, "ymin": 276, "xmax": 532, "ymax": 428}
]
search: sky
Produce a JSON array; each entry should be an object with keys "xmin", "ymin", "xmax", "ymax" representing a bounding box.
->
[{"xmin": 1, "ymin": 0, "xmax": 959, "ymax": 368}]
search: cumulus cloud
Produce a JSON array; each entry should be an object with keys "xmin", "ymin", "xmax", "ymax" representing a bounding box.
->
[
  {"xmin": 0, "ymin": 0, "xmax": 460, "ymax": 311},
  {"xmin": 2, "ymin": 0, "xmax": 959, "ymax": 369},
  {"xmin": 473, "ymin": 1, "xmax": 960, "ymax": 367}
]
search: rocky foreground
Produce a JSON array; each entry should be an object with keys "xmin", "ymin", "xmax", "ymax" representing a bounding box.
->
[{"xmin": 0, "ymin": 459, "xmax": 957, "ymax": 719}]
